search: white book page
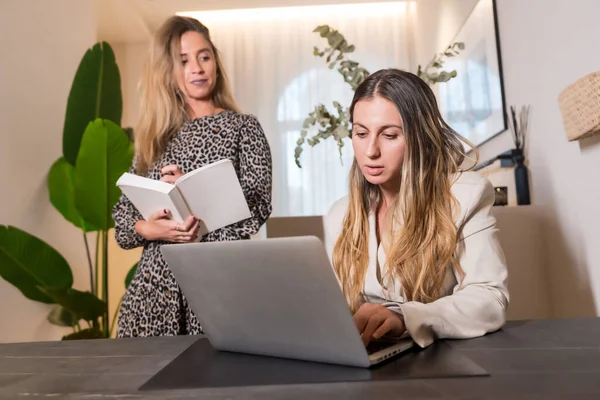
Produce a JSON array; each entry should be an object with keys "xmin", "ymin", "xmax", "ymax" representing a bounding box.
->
[
  {"xmin": 117, "ymin": 173, "xmax": 173, "ymax": 193},
  {"xmin": 175, "ymin": 159, "xmax": 251, "ymax": 234},
  {"xmin": 175, "ymin": 159, "xmax": 232, "ymax": 185}
]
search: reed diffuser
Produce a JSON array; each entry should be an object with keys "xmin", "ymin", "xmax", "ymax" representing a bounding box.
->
[{"xmin": 509, "ymin": 105, "xmax": 531, "ymax": 205}]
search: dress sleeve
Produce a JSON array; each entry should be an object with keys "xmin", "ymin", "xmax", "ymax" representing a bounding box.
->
[
  {"xmin": 397, "ymin": 177, "xmax": 510, "ymax": 348},
  {"xmin": 112, "ymin": 160, "xmax": 148, "ymax": 250},
  {"xmin": 204, "ymin": 115, "xmax": 273, "ymax": 241}
]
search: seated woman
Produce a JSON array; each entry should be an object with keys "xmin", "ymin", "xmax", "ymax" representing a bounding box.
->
[
  {"xmin": 113, "ymin": 16, "xmax": 272, "ymax": 338},
  {"xmin": 326, "ymin": 68, "xmax": 509, "ymax": 348}
]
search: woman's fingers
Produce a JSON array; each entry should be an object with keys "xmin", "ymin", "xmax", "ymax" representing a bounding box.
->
[
  {"xmin": 160, "ymin": 164, "xmax": 183, "ymax": 175},
  {"xmin": 150, "ymin": 208, "xmax": 171, "ymax": 221},
  {"xmin": 361, "ymin": 313, "xmax": 386, "ymax": 346},
  {"xmin": 182, "ymin": 220, "xmax": 200, "ymax": 242},
  {"xmin": 175, "ymin": 234, "xmax": 194, "ymax": 242},
  {"xmin": 372, "ymin": 318, "xmax": 396, "ymax": 341},
  {"xmin": 353, "ymin": 306, "xmax": 370, "ymax": 334},
  {"xmin": 160, "ymin": 175, "xmax": 178, "ymax": 184},
  {"xmin": 160, "ymin": 165, "xmax": 184, "ymax": 183},
  {"xmin": 189, "ymin": 218, "xmax": 200, "ymax": 233},
  {"xmin": 169, "ymin": 218, "xmax": 201, "ymax": 243},
  {"xmin": 180, "ymin": 216, "xmax": 196, "ymax": 232}
]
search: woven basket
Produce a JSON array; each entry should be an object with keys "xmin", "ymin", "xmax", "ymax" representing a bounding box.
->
[{"xmin": 558, "ymin": 71, "xmax": 600, "ymax": 141}]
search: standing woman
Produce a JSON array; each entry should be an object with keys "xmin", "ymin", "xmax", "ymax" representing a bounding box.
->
[
  {"xmin": 326, "ymin": 69, "xmax": 509, "ymax": 348},
  {"xmin": 113, "ymin": 16, "xmax": 273, "ymax": 337}
]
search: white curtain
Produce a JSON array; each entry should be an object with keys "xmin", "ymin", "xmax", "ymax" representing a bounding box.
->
[{"xmin": 194, "ymin": 2, "xmax": 415, "ymax": 217}]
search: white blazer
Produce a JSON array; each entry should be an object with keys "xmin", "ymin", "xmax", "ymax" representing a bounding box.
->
[{"xmin": 325, "ymin": 171, "xmax": 510, "ymax": 348}]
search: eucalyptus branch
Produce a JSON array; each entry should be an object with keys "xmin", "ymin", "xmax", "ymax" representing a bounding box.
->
[
  {"xmin": 313, "ymin": 26, "xmax": 370, "ymax": 91},
  {"xmin": 294, "ymin": 102, "xmax": 350, "ymax": 168},
  {"xmin": 417, "ymin": 41, "xmax": 465, "ymax": 85}
]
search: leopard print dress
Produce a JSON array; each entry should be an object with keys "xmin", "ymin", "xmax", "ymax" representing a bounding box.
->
[{"xmin": 113, "ymin": 110, "xmax": 272, "ymax": 338}]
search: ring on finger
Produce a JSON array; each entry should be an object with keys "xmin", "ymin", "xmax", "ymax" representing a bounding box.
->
[{"xmin": 175, "ymin": 224, "xmax": 180, "ymax": 231}]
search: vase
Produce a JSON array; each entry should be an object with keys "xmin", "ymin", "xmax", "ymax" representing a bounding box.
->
[{"xmin": 514, "ymin": 161, "xmax": 531, "ymax": 205}]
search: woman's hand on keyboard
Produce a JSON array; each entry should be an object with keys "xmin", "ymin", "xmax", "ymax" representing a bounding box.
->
[{"xmin": 353, "ymin": 303, "xmax": 406, "ymax": 346}]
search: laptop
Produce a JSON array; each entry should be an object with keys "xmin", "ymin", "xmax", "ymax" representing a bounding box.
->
[{"xmin": 160, "ymin": 236, "xmax": 414, "ymax": 368}]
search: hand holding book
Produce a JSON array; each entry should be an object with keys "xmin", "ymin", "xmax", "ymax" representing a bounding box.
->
[{"xmin": 135, "ymin": 209, "xmax": 200, "ymax": 243}]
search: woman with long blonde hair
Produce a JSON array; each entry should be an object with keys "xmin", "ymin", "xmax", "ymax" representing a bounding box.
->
[
  {"xmin": 326, "ymin": 69, "xmax": 509, "ymax": 348},
  {"xmin": 113, "ymin": 16, "xmax": 272, "ymax": 337}
]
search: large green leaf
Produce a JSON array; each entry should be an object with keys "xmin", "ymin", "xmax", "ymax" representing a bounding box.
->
[
  {"xmin": 48, "ymin": 157, "xmax": 97, "ymax": 232},
  {"xmin": 40, "ymin": 287, "xmax": 106, "ymax": 322},
  {"xmin": 125, "ymin": 262, "xmax": 138, "ymax": 289},
  {"xmin": 74, "ymin": 119, "xmax": 134, "ymax": 231},
  {"xmin": 63, "ymin": 41, "xmax": 122, "ymax": 166},
  {"xmin": 0, "ymin": 226, "xmax": 73, "ymax": 303}
]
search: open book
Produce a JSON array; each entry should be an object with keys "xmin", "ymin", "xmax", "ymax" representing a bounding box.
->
[{"xmin": 116, "ymin": 159, "xmax": 251, "ymax": 237}]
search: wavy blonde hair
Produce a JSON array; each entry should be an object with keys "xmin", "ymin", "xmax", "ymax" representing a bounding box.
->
[
  {"xmin": 332, "ymin": 69, "xmax": 478, "ymax": 313},
  {"xmin": 134, "ymin": 16, "xmax": 240, "ymax": 175}
]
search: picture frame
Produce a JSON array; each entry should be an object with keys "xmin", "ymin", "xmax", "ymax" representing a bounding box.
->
[{"xmin": 437, "ymin": 0, "xmax": 507, "ymax": 148}]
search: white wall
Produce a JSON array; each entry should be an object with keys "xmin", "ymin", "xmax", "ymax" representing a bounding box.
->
[
  {"xmin": 0, "ymin": 0, "xmax": 98, "ymax": 342},
  {"xmin": 416, "ymin": 0, "xmax": 600, "ymax": 318},
  {"xmin": 491, "ymin": 0, "xmax": 600, "ymax": 318}
]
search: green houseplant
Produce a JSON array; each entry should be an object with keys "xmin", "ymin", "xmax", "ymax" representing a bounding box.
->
[
  {"xmin": 294, "ymin": 25, "xmax": 464, "ymax": 167},
  {"xmin": 0, "ymin": 42, "xmax": 137, "ymax": 339}
]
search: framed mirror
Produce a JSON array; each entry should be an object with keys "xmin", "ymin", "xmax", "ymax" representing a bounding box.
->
[{"xmin": 437, "ymin": 0, "xmax": 507, "ymax": 148}]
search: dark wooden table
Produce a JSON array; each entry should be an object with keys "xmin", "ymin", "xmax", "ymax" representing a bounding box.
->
[{"xmin": 1, "ymin": 317, "xmax": 599, "ymax": 399}]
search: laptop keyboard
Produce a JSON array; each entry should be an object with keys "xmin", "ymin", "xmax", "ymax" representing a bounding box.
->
[{"xmin": 366, "ymin": 340, "xmax": 395, "ymax": 355}]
